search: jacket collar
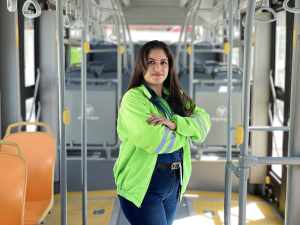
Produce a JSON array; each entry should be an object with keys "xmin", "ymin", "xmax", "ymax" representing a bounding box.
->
[{"xmin": 140, "ymin": 84, "xmax": 169, "ymax": 99}]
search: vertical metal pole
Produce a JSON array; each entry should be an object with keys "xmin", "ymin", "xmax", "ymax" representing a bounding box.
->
[
  {"xmin": 224, "ymin": 0, "xmax": 234, "ymax": 224},
  {"xmin": 114, "ymin": 11, "xmax": 122, "ymax": 105},
  {"xmin": 176, "ymin": 11, "xmax": 190, "ymax": 71},
  {"xmin": 114, "ymin": 0, "xmax": 134, "ymax": 73},
  {"xmin": 238, "ymin": 1, "xmax": 256, "ymax": 225},
  {"xmin": 182, "ymin": 12, "xmax": 191, "ymax": 71},
  {"xmin": 117, "ymin": 26, "xmax": 122, "ymax": 106},
  {"xmin": 123, "ymin": 15, "xmax": 134, "ymax": 71},
  {"xmin": 117, "ymin": 3, "xmax": 134, "ymax": 71},
  {"xmin": 183, "ymin": 1, "xmax": 197, "ymax": 78},
  {"xmin": 285, "ymin": 8, "xmax": 300, "ymax": 225},
  {"xmin": 81, "ymin": 0, "xmax": 88, "ymax": 224},
  {"xmin": 16, "ymin": 13, "xmax": 23, "ymax": 123},
  {"xmin": 56, "ymin": 0, "xmax": 67, "ymax": 225},
  {"xmin": 114, "ymin": 0, "xmax": 126, "ymax": 70},
  {"xmin": 189, "ymin": 2, "xmax": 198, "ymax": 99},
  {"xmin": 120, "ymin": 14, "xmax": 128, "ymax": 70},
  {"xmin": 110, "ymin": 0, "xmax": 122, "ymax": 105}
]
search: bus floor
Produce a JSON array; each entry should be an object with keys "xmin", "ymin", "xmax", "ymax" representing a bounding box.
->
[{"xmin": 43, "ymin": 190, "xmax": 283, "ymax": 225}]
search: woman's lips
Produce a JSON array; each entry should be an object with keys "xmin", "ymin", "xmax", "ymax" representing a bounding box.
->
[{"xmin": 152, "ymin": 74, "xmax": 164, "ymax": 77}]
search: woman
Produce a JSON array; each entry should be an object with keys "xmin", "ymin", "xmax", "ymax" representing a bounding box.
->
[{"xmin": 113, "ymin": 40, "xmax": 211, "ymax": 225}]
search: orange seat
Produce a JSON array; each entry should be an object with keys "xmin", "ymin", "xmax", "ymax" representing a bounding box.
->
[
  {"xmin": 4, "ymin": 122, "xmax": 56, "ymax": 225},
  {"xmin": 0, "ymin": 141, "xmax": 27, "ymax": 225}
]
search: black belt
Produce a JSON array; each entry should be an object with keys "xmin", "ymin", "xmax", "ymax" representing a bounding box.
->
[{"xmin": 157, "ymin": 161, "xmax": 181, "ymax": 170}]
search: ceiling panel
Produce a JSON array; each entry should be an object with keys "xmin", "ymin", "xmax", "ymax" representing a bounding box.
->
[
  {"xmin": 130, "ymin": 0, "xmax": 182, "ymax": 7},
  {"xmin": 124, "ymin": 5, "xmax": 187, "ymax": 25}
]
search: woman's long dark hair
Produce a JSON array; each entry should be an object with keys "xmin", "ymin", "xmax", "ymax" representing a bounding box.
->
[{"xmin": 128, "ymin": 40, "xmax": 195, "ymax": 117}]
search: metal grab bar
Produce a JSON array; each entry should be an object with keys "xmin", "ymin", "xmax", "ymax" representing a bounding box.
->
[
  {"xmin": 193, "ymin": 48, "xmax": 225, "ymax": 53},
  {"xmin": 249, "ymin": 126, "xmax": 289, "ymax": 132},
  {"xmin": 66, "ymin": 139, "xmax": 121, "ymax": 159},
  {"xmin": 56, "ymin": 0, "xmax": 68, "ymax": 224},
  {"xmin": 283, "ymin": 0, "xmax": 300, "ymax": 14},
  {"xmin": 244, "ymin": 155, "xmax": 300, "ymax": 166},
  {"xmin": 65, "ymin": 77, "xmax": 118, "ymax": 83}
]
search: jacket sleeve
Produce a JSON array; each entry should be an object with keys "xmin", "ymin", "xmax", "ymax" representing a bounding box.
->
[
  {"xmin": 171, "ymin": 105, "xmax": 211, "ymax": 143},
  {"xmin": 117, "ymin": 90, "xmax": 187, "ymax": 154}
]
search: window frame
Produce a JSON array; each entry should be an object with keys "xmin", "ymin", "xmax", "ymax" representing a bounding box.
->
[
  {"xmin": 267, "ymin": 4, "xmax": 294, "ymax": 216},
  {"xmin": 18, "ymin": 2, "xmax": 40, "ymax": 125}
]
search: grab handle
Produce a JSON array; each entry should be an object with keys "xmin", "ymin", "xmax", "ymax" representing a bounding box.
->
[
  {"xmin": 255, "ymin": 7, "xmax": 277, "ymax": 23},
  {"xmin": 283, "ymin": 0, "xmax": 300, "ymax": 14}
]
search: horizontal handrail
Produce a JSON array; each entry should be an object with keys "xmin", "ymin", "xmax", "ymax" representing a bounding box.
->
[
  {"xmin": 249, "ymin": 126, "xmax": 289, "ymax": 132},
  {"xmin": 192, "ymin": 78, "xmax": 242, "ymax": 84},
  {"xmin": 87, "ymin": 48, "xmax": 118, "ymax": 53},
  {"xmin": 244, "ymin": 155, "xmax": 300, "ymax": 166},
  {"xmin": 193, "ymin": 49, "xmax": 225, "ymax": 53},
  {"xmin": 65, "ymin": 77, "xmax": 118, "ymax": 83}
]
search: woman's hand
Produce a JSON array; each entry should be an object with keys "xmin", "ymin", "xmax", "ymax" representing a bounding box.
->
[{"xmin": 147, "ymin": 114, "xmax": 176, "ymax": 130}]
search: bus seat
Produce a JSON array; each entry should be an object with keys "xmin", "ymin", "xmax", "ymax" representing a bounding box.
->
[
  {"xmin": 4, "ymin": 122, "xmax": 56, "ymax": 225},
  {"xmin": 0, "ymin": 141, "xmax": 27, "ymax": 225}
]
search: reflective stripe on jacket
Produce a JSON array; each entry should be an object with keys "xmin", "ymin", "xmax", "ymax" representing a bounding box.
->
[{"xmin": 113, "ymin": 84, "xmax": 211, "ymax": 207}]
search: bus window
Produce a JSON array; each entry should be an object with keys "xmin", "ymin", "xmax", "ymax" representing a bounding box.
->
[
  {"xmin": 24, "ymin": 19, "xmax": 35, "ymax": 87},
  {"xmin": 271, "ymin": 11, "xmax": 286, "ymax": 179},
  {"xmin": 129, "ymin": 25, "xmax": 181, "ymax": 43},
  {"xmin": 25, "ymin": 97, "xmax": 36, "ymax": 131},
  {"xmin": 275, "ymin": 11, "xmax": 286, "ymax": 91},
  {"xmin": 232, "ymin": 47, "xmax": 239, "ymax": 66},
  {"xmin": 70, "ymin": 47, "xmax": 82, "ymax": 66}
]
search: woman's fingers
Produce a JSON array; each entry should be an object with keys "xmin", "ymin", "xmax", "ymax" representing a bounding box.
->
[
  {"xmin": 147, "ymin": 115, "xmax": 161, "ymax": 122},
  {"xmin": 147, "ymin": 115, "xmax": 165, "ymax": 125},
  {"xmin": 147, "ymin": 116, "xmax": 176, "ymax": 130},
  {"xmin": 150, "ymin": 118, "xmax": 163, "ymax": 125},
  {"xmin": 147, "ymin": 116, "xmax": 157, "ymax": 123}
]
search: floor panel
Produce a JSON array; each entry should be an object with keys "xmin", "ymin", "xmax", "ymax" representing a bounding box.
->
[{"xmin": 44, "ymin": 190, "xmax": 283, "ymax": 225}]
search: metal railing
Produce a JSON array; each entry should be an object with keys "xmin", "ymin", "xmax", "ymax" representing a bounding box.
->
[
  {"xmin": 225, "ymin": 1, "xmax": 300, "ymax": 225},
  {"xmin": 179, "ymin": 0, "xmax": 300, "ymax": 225},
  {"xmin": 56, "ymin": 0, "xmax": 133, "ymax": 224}
]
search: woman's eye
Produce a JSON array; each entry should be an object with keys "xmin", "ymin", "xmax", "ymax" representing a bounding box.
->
[
  {"xmin": 147, "ymin": 61, "xmax": 155, "ymax": 65},
  {"xmin": 161, "ymin": 61, "xmax": 168, "ymax": 65}
]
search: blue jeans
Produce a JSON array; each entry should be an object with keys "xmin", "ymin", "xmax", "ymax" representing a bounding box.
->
[{"xmin": 118, "ymin": 165, "xmax": 181, "ymax": 225}]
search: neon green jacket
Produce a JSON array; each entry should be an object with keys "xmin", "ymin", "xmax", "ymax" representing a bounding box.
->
[{"xmin": 113, "ymin": 85, "xmax": 211, "ymax": 207}]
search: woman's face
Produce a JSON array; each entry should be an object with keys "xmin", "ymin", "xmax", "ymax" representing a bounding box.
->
[{"xmin": 144, "ymin": 48, "xmax": 169, "ymax": 86}]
